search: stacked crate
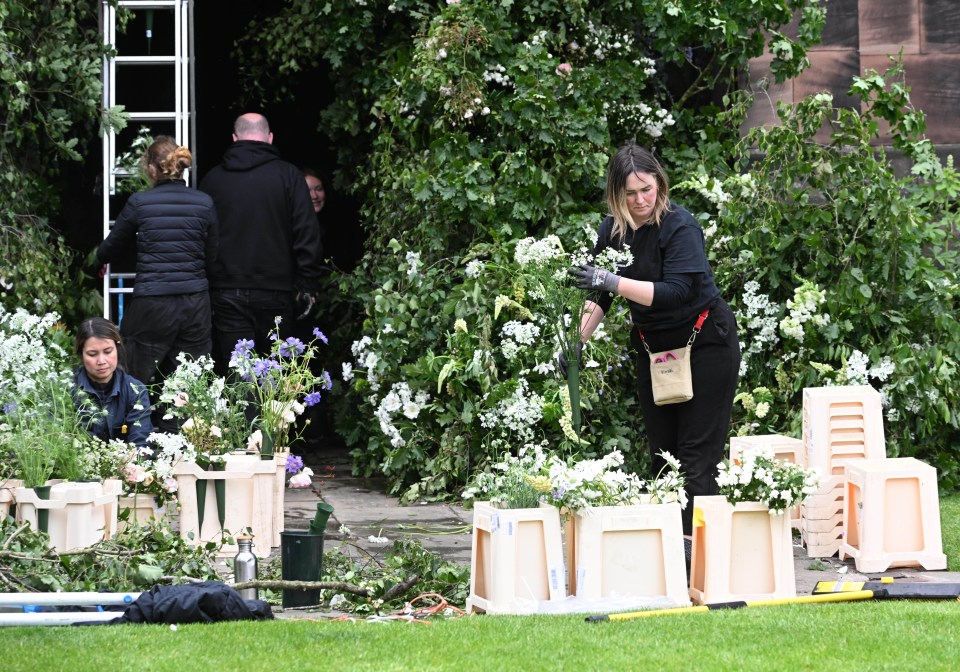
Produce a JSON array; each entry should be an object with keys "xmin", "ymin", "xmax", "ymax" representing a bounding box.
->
[{"xmin": 800, "ymin": 385, "xmax": 886, "ymax": 557}]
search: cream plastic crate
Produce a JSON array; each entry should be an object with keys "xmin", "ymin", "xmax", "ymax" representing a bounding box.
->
[
  {"xmin": 0, "ymin": 478, "xmax": 23, "ymax": 522},
  {"xmin": 729, "ymin": 434, "xmax": 805, "ymax": 467},
  {"xmin": 173, "ymin": 453, "xmax": 277, "ymax": 558},
  {"xmin": 565, "ymin": 503, "xmax": 688, "ymax": 604},
  {"xmin": 800, "ymin": 475, "xmax": 844, "ymax": 557},
  {"xmin": 730, "ymin": 435, "xmax": 805, "ymax": 528},
  {"xmin": 801, "ymin": 475, "xmax": 844, "ymax": 511},
  {"xmin": 800, "ymin": 510, "xmax": 843, "ymax": 533},
  {"xmin": 466, "ymin": 502, "xmax": 566, "ymax": 614},
  {"xmin": 689, "ymin": 496, "xmax": 796, "ymax": 605},
  {"xmin": 839, "ymin": 457, "xmax": 946, "ymax": 573},
  {"xmin": 802, "ymin": 385, "xmax": 885, "ymax": 477},
  {"xmin": 116, "ymin": 493, "xmax": 164, "ymax": 533},
  {"xmin": 800, "ymin": 529, "xmax": 843, "ymax": 558},
  {"xmin": 14, "ymin": 481, "xmax": 119, "ymax": 551},
  {"xmin": 271, "ymin": 452, "xmax": 289, "ymax": 549}
]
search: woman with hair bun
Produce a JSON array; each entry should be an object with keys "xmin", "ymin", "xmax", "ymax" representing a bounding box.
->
[{"xmin": 97, "ymin": 135, "xmax": 218, "ymax": 430}]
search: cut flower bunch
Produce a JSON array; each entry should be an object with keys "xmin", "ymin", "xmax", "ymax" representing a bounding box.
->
[
  {"xmin": 229, "ymin": 322, "xmax": 332, "ymax": 453},
  {"xmin": 716, "ymin": 444, "xmax": 821, "ymax": 515},
  {"xmin": 159, "ymin": 354, "xmax": 248, "ymax": 465},
  {"xmin": 461, "ymin": 442, "xmax": 686, "ymax": 513}
]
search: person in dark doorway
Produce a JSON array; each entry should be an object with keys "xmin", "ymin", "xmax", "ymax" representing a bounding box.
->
[
  {"xmin": 97, "ymin": 136, "xmax": 217, "ymax": 431},
  {"xmin": 303, "ymin": 166, "xmax": 327, "ymax": 217},
  {"xmin": 568, "ymin": 143, "xmax": 741, "ymax": 568},
  {"xmin": 199, "ymin": 113, "xmax": 322, "ymax": 372},
  {"xmin": 73, "ymin": 317, "xmax": 154, "ymax": 448},
  {"xmin": 301, "ymin": 165, "xmax": 366, "ymax": 273}
]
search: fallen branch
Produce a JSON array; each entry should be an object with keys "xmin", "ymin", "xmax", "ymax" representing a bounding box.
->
[
  {"xmin": 0, "ymin": 551, "xmax": 59, "ymax": 563},
  {"xmin": 229, "ymin": 579, "xmax": 374, "ymax": 597},
  {"xmin": 1, "ymin": 523, "xmax": 32, "ymax": 552},
  {"xmin": 382, "ymin": 573, "xmax": 421, "ymax": 602}
]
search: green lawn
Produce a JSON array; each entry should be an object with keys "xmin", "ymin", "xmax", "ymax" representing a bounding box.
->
[
  {"xmin": 1, "ymin": 493, "xmax": 958, "ymax": 670},
  {"xmin": 2, "ymin": 602, "xmax": 958, "ymax": 671}
]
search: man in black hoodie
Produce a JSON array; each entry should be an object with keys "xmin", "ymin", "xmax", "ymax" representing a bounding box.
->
[{"xmin": 199, "ymin": 113, "xmax": 322, "ymax": 373}]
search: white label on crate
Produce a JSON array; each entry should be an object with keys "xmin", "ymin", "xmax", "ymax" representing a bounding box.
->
[
  {"xmin": 506, "ymin": 518, "xmax": 515, "ymax": 536},
  {"xmin": 577, "ymin": 566, "xmax": 587, "ymax": 589},
  {"xmin": 490, "ymin": 513, "xmax": 500, "ymax": 534},
  {"xmin": 549, "ymin": 566, "xmax": 560, "ymax": 591}
]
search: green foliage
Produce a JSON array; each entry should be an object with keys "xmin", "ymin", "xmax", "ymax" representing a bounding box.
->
[
  {"xmin": 0, "ymin": 517, "xmax": 222, "ymax": 593},
  {"xmin": 236, "ymin": 1, "xmax": 825, "ymax": 501},
  {"xmin": 675, "ymin": 56, "xmax": 960, "ymax": 487},
  {"xmin": 0, "ymin": 0, "xmax": 118, "ymax": 324},
  {"xmin": 298, "ymin": 538, "xmax": 470, "ymax": 614}
]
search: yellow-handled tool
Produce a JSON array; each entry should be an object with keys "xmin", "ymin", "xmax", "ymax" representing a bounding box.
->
[{"xmin": 586, "ymin": 589, "xmax": 882, "ymax": 622}]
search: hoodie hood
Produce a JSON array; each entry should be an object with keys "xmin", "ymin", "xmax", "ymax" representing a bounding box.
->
[{"xmin": 220, "ymin": 140, "xmax": 282, "ymax": 172}]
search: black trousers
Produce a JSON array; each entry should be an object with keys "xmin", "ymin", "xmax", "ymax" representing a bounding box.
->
[
  {"xmin": 210, "ymin": 288, "xmax": 294, "ymax": 376},
  {"xmin": 121, "ymin": 292, "xmax": 212, "ymax": 387},
  {"xmin": 632, "ymin": 299, "xmax": 741, "ymax": 535},
  {"xmin": 121, "ymin": 292, "xmax": 212, "ymax": 434}
]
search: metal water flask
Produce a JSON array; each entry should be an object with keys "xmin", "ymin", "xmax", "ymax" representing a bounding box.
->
[{"xmin": 234, "ymin": 535, "xmax": 258, "ymax": 600}]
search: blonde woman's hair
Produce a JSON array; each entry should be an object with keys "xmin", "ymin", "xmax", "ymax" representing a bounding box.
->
[
  {"xmin": 604, "ymin": 144, "xmax": 671, "ymax": 243},
  {"xmin": 141, "ymin": 135, "xmax": 192, "ymax": 182}
]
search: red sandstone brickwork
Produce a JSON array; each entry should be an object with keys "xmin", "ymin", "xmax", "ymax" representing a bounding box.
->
[{"xmin": 743, "ymin": 0, "xmax": 960, "ymax": 145}]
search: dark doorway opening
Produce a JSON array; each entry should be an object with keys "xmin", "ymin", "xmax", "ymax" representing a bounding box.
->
[{"xmin": 192, "ymin": 1, "xmax": 337, "ymax": 182}]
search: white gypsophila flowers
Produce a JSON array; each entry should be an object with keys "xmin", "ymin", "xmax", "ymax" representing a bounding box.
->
[
  {"xmin": 342, "ymin": 362, "xmax": 354, "ymax": 381},
  {"xmin": 593, "ymin": 246, "xmax": 634, "ymax": 272},
  {"xmin": 374, "ymin": 382, "xmax": 430, "ymax": 447},
  {"xmin": 479, "ymin": 378, "xmax": 544, "ymax": 440},
  {"xmin": 405, "ymin": 251, "xmax": 422, "ymax": 279},
  {"xmin": 780, "ymin": 281, "xmax": 830, "ymax": 341},
  {"xmin": 869, "ymin": 356, "xmax": 895, "ymax": 382},
  {"xmin": 0, "ymin": 307, "xmax": 68, "ymax": 399},
  {"xmin": 483, "ymin": 64, "xmax": 512, "ymax": 88},
  {"xmin": 514, "ymin": 235, "xmax": 564, "ymax": 267},
  {"xmin": 583, "ymin": 19, "xmax": 634, "ymax": 61},
  {"xmin": 690, "ymin": 172, "xmax": 731, "ymax": 206},
  {"xmin": 500, "ymin": 320, "xmax": 541, "ymax": 361},
  {"xmin": 843, "ymin": 350, "xmax": 871, "ymax": 384},
  {"xmin": 736, "ymin": 280, "xmax": 781, "ymax": 377},
  {"xmin": 465, "ymin": 259, "xmax": 484, "ymax": 278}
]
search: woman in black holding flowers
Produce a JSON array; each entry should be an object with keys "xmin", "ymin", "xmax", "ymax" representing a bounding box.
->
[{"xmin": 568, "ymin": 144, "xmax": 741, "ymax": 552}]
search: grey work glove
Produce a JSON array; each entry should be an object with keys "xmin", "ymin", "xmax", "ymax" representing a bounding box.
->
[
  {"xmin": 568, "ymin": 264, "xmax": 621, "ymax": 294},
  {"xmin": 295, "ymin": 291, "xmax": 317, "ymax": 320},
  {"xmin": 558, "ymin": 342, "xmax": 584, "ymax": 377}
]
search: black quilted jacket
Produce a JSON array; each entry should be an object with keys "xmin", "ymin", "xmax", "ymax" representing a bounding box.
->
[{"xmin": 98, "ymin": 179, "xmax": 218, "ymax": 296}]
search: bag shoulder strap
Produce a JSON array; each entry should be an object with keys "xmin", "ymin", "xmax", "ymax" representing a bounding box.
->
[{"xmin": 638, "ymin": 310, "xmax": 710, "ymax": 354}]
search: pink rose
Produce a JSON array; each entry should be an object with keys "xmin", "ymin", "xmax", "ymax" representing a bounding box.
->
[{"xmin": 556, "ymin": 63, "xmax": 573, "ymax": 77}]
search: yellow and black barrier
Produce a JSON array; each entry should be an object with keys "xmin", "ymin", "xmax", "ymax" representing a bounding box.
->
[{"xmin": 813, "ymin": 578, "xmax": 960, "ymax": 600}]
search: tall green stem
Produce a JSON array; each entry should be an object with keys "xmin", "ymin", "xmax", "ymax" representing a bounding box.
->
[{"xmin": 566, "ymin": 349, "xmax": 581, "ymax": 437}]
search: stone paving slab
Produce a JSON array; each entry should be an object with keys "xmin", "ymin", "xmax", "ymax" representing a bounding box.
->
[{"xmin": 282, "ymin": 444, "xmax": 960, "ymax": 608}]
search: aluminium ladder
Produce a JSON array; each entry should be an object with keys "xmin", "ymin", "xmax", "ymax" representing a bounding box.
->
[{"xmin": 100, "ymin": 0, "xmax": 195, "ymax": 322}]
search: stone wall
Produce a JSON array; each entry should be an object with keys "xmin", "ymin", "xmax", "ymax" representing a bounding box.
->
[{"xmin": 742, "ymin": 0, "xmax": 960, "ymax": 149}]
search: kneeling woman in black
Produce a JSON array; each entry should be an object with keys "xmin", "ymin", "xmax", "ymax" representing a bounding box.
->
[{"xmin": 73, "ymin": 317, "xmax": 154, "ymax": 447}]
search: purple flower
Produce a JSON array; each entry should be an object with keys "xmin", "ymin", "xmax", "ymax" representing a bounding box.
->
[
  {"xmin": 313, "ymin": 328, "xmax": 328, "ymax": 344},
  {"xmin": 279, "ymin": 337, "xmax": 306, "ymax": 358},
  {"xmin": 320, "ymin": 371, "xmax": 333, "ymax": 391},
  {"xmin": 231, "ymin": 339, "xmax": 255, "ymax": 360},
  {"xmin": 285, "ymin": 454, "xmax": 304, "ymax": 474},
  {"xmin": 252, "ymin": 359, "xmax": 270, "ymax": 378},
  {"xmin": 304, "ymin": 391, "xmax": 322, "ymax": 407}
]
